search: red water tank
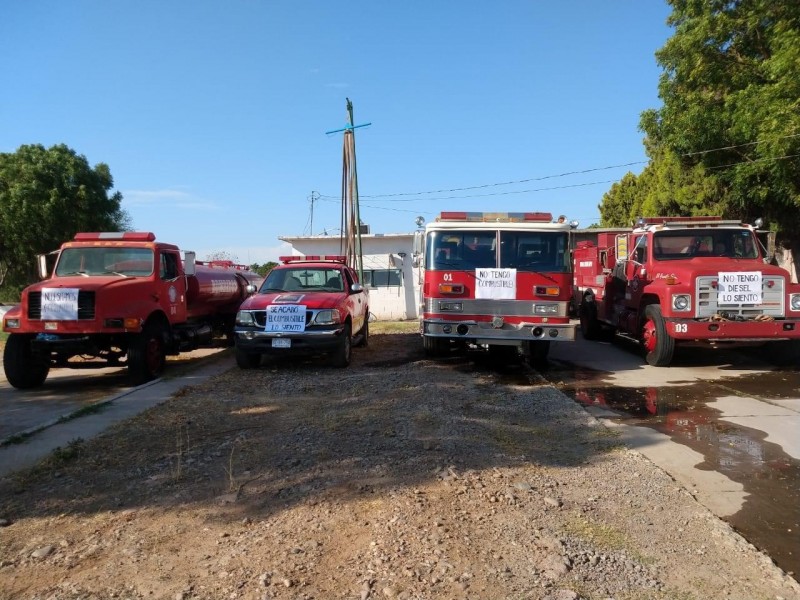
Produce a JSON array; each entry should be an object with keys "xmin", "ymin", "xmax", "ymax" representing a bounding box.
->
[{"xmin": 186, "ymin": 263, "xmax": 263, "ymax": 319}]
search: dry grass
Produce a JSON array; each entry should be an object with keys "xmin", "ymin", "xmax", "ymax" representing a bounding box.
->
[{"xmin": 370, "ymin": 319, "xmax": 419, "ymax": 335}]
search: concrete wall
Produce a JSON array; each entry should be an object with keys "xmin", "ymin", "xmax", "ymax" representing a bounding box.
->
[{"xmin": 279, "ymin": 234, "xmax": 420, "ymax": 321}]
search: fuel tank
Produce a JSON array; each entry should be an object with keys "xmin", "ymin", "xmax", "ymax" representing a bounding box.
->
[{"xmin": 185, "ymin": 261, "xmax": 263, "ymax": 319}]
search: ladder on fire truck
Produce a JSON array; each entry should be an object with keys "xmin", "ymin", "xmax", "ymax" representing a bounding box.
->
[{"xmin": 326, "ymin": 98, "xmax": 371, "ymax": 283}]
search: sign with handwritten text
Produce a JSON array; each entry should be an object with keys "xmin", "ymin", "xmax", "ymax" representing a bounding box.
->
[
  {"xmin": 475, "ymin": 269, "xmax": 516, "ymax": 300},
  {"xmin": 718, "ymin": 272, "xmax": 762, "ymax": 305}
]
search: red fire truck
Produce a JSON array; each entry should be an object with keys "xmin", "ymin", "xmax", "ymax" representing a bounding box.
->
[
  {"xmin": 2, "ymin": 232, "xmax": 262, "ymax": 388},
  {"xmin": 573, "ymin": 216, "xmax": 800, "ymax": 366},
  {"xmin": 414, "ymin": 211, "xmax": 577, "ymax": 364}
]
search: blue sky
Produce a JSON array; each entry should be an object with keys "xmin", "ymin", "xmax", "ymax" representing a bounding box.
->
[{"xmin": 1, "ymin": 1, "xmax": 673, "ymax": 265}]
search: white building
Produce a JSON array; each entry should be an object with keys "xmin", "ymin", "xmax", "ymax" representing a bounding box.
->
[{"xmin": 279, "ymin": 233, "xmax": 420, "ymax": 321}]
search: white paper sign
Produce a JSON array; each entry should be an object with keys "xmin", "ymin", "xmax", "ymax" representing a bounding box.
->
[
  {"xmin": 41, "ymin": 287, "xmax": 80, "ymax": 320},
  {"xmin": 718, "ymin": 271, "xmax": 762, "ymax": 305},
  {"xmin": 265, "ymin": 304, "xmax": 307, "ymax": 332},
  {"xmin": 475, "ymin": 269, "xmax": 517, "ymax": 300}
]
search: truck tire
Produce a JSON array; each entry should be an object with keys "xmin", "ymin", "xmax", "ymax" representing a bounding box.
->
[
  {"xmin": 767, "ymin": 339, "xmax": 800, "ymax": 367},
  {"xmin": 526, "ymin": 340, "xmax": 551, "ymax": 368},
  {"xmin": 128, "ymin": 322, "xmax": 167, "ymax": 385},
  {"xmin": 235, "ymin": 346, "xmax": 262, "ymax": 369},
  {"xmin": 423, "ymin": 335, "xmax": 449, "ymax": 357},
  {"xmin": 3, "ymin": 334, "xmax": 50, "ymax": 389},
  {"xmin": 641, "ymin": 304, "xmax": 675, "ymax": 367},
  {"xmin": 330, "ymin": 323, "xmax": 352, "ymax": 368},
  {"xmin": 579, "ymin": 297, "xmax": 602, "ymax": 341},
  {"xmin": 355, "ymin": 318, "xmax": 369, "ymax": 348}
]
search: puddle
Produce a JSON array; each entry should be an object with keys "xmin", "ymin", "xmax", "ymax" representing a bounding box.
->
[{"xmin": 547, "ymin": 363, "xmax": 800, "ymax": 578}]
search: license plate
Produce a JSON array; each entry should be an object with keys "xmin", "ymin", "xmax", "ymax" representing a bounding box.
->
[{"xmin": 271, "ymin": 338, "xmax": 291, "ymax": 348}]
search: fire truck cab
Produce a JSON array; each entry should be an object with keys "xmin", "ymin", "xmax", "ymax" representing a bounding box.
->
[
  {"xmin": 573, "ymin": 216, "xmax": 800, "ymax": 366},
  {"xmin": 415, "ymin": 212, "xmax": 577, "ymax": 364}
]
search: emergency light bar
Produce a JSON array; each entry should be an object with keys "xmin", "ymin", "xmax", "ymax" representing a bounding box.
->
[
  {"xmin": 636, "ymin": 216, "xmax": 723, "ymax": 227},
  {"xmin": 73, "ymin": 232, "xmax": 156, "ymax": 242},
  {"xmin": 279, "ymin": 255, "xmax": 347, "ymax": 264},
  {"xmin": 437, "ymin": 212, "xmax": 553, "ymax": 223}
]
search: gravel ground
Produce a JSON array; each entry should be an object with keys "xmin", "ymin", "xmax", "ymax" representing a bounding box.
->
[{"xmin": 0, "ymin": 324, "xmax": 798, "ymax": 600}]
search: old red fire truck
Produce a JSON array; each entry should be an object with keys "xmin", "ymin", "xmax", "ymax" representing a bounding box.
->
[
  {"xmin": 2, "ymin": 232, "xmax": 262, "ymax": 389},
  {"xmin": 414, "ymin": 211, "xmax": 577, "ymax": 364},
  {"xmin": 573, "ymin": 217, "xmax": 800, "ymax": 366}
]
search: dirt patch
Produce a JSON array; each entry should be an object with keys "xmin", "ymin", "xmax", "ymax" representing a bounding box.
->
[{"xmin": 0, "ymin": 324, "xmax": 797, "ymax": 600}]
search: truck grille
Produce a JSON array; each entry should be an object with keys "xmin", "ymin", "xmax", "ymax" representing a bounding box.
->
[
  {"xmin": 27, "ymin": 291, "xmax": 96, "ymax": 320},
  {"xmin": 696, "ymin": 276, "xmax": 784, "ymax": 318},
  {"xmin": 252, "ymin": 310, "xmax": 313, "ymax": 328}
]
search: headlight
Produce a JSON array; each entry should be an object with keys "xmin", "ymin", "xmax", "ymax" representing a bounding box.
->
[
  {"xmin": 791, "ymin": 294, "xmax": 800, "ymax": 311},
  {"xmin": 235, "ymin": 311, "xmax": 255, "ymax": 326},
  {"xmin": 4, "ymin": 318, "xmax": 20, "ymax": 329},
  {"xmin": 534, "ymin": 304, "xmax": 559, "ymax": 315},
  {"xmin": 672, "ymin": 294, "xmax": 691, "ymax": 311},
  {"xmin": 314, "ymin": 309, "xmax": 341, "ymax": 325}
]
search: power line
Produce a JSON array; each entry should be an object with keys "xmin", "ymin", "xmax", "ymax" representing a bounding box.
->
[{"xmin": 316, "ymin": 132, "xmax": 800, "ymax": 202}]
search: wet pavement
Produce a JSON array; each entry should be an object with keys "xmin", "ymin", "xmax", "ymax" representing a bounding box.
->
[{"xmin": 546, "ymin": 339, "xmax": 800, "ymax": 579}]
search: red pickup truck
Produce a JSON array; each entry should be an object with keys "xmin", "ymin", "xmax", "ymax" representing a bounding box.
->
[{"xmin": 233, "ymin": 255, "xmax": 369, "ymax": 368}]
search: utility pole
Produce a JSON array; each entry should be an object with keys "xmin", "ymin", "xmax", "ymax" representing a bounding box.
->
[
  {"xmin": 326, "ymin": 99, "xmax": 371, "ymax": 283},
  {"xmin": 309, "ymin": 191, "xmax": 319, "ymax": 236}
]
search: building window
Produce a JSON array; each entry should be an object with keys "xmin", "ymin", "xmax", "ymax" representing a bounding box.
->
[{"xmin": 364, "ymin": 269, "xmax": 402, "ymax": 287}]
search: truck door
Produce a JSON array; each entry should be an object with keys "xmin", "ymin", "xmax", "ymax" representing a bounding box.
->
[
  {"xmin": 159, "ymin": 250, "xmax": 188, "ymax": 323},
  {"xmin": 345, "ymin": 268, "xmax": 366, "ymax": 332},
  {"xmin": 624, "ymin": 235, "xmax": 648, "ymax": 306}
]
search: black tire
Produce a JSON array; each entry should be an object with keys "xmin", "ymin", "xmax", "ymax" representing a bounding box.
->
[
  {"xmin": 3, "ymin": 334, "xmax": 50, "ymax": 389},
  {"xmin": 330, "ymin": 323, "xmax": 352, "ymax": 368},
  {"xmin": 423, "ymin": 335, "xmax": 449, "ymax": 357},
  {"xmin": 235, "ymin": 346, "xmax": 262, "ymax": 369},
  {"xmin": 355, "ymin": 317, "xmax": 369, "ymax": 348},
  {"xmin": 128, "ymin": 321, "xmax": 167, "ymax": 385},
  {"xmin": 641, "ymin": 304, "xmax": 675, "ymax": 367},
  {"xmin": 767, "ymin": 340, "xmax": 800, "ymax": 367},
  {"xmin": 526, "ymin": 340, "xmax": 551, "ymax": 367},
  {"xmin": 579, "ymin": 296, "xmax": 602, "ymax": 341}
]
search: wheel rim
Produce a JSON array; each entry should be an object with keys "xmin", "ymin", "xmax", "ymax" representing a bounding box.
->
[{"xmin": 642, "ymin": 319, "xmax": 657, "ymax": 353}]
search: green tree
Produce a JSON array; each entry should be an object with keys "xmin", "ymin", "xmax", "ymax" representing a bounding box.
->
[
  {"xmin": 249, "ymin": 261, "xmax": 278, "ymax": 277},
  {"xmin": 0, "ymin": 144, "xmax": 130, "ymax": 297},
  {"xmin": 638, "ymin": 0, "xmax": 800, "ymax": 235}
]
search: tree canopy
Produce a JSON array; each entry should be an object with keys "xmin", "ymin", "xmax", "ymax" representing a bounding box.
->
[
  {"xmin": 602, "ymin": 0, "xmax": 800, "ymax": 237},
  {"xmin": 0, "ymin": 144, "xmax": 130, "ymax": 296}
]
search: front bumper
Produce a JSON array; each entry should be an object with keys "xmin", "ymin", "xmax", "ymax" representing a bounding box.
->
[
  {"xmin": 422, "ymin": 318, "xmax": 576, "ymax": 343},
  {"xmin": 666, "ymin": 317, "xmax": 800, "ymax": 342},
  {"xmin": 234, "ymin": 326, "xmax": 345, "ymax": 355}
]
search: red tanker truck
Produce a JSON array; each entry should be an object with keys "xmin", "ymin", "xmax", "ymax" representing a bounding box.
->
[
  {"xmin": 573, "ymin": 216, "xmax": 800, "ymax": 366},
  {"xmin": 1, "ymin": 232, "xmax": 263, "ymax": 389}
]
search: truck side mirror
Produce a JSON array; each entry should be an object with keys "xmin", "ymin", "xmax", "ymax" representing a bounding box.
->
[
  {"xmin": 37, "ymin": 254, "xmax": 49, "ymax": 279},
  {"xmin": 184, "ymin": 251, "xmax": 196, "ymax": 276}
]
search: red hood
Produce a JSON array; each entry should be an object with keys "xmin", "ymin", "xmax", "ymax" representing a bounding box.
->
[
  {"xmin": 239, "ymin": 290, "xmax": 347, "ymax": 310},
  {"xmin": 650, "ymin": 257, "xmax": 790, "ymax": 280},
  {"xmin": 24, "ymin": 276, "xmax": 150, "ymax": 295}
]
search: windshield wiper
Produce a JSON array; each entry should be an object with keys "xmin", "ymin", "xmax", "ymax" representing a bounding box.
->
[
  {"xmin": 60, "ymin": 271, "xmax": 89, "ymax": 277},
  {"xmin": 102, "ymin": 270, "xmax": 129, "ymax": 278}
]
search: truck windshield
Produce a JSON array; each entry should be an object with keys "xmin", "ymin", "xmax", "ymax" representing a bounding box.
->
[
  {"xmin": 499, "ymin": 231, "xmax": 569, "ymax": 272},
  {"xmin": 261, "ymin": 267, "xmax": 345, "ymax": 292},
  {"xmin": 426, "ymin": 230, "xmax": 496, "ymax": 270},
  {"xmin": 652, "ymin": 230, "xmax": 759, "ymax": 261},
  {"xmin": 426, "ymin": 230, "xmax": 570, "ymax": 272},
  {"xmin": 55, "ymin": 247, "xmax": 154, "ymax": 277}
]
